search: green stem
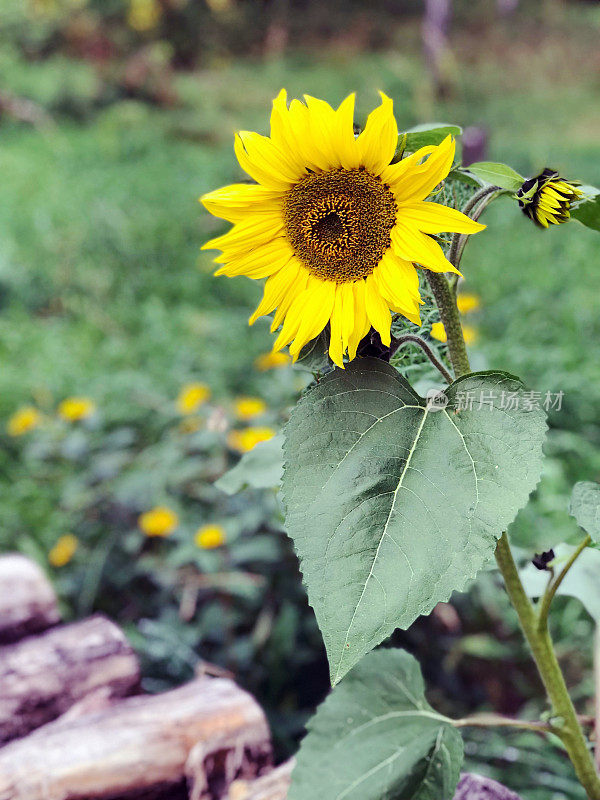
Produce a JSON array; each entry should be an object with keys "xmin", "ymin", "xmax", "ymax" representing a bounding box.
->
[
  {"xmin": 425, "ymin": 271, "xmax": 470, "ymax": 378},
  {"xmin": 431, "ymin": 204, "xmax": 600, "ymax": 796},
  {"xmin": 454, "ymin": 713, "xmax": 556, "ymax": 735},
  {"xmin": 389, "ymin": 333, "xmax": 453, "ymax": 383},
  {"xmin": 495, "ymin": 534, "xmax": 600, "ymax": 798},
  {"xmin": 537, "ymin": 535, "xmax": 592, "ymax": 634},
  {"xmin": 448, "ymin": 185, "xmax": 500, "ymax": 274}
]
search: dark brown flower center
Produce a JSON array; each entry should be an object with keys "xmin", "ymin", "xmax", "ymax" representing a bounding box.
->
[{"xmin": 283, "ymin": 169, "xmax": 397, "ymax": 283}]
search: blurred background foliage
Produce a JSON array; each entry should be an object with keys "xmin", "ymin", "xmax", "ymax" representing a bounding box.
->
[{"xmin": 1, "ymin": 0, "xmax": 600, "ymax": 795}]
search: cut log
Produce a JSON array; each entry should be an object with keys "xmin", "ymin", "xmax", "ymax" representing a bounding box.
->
[
  {"xmin": 0, "ymin": 554, "xmax": 60, "ymax": 643},
  {"xmin": 0, "ymin": 677, "xmax": 272, "ymax": 800},
  {"xmin": 225, "ymin": 760, "xmax": 295, "ymax": 800},
  {"xmin": 0, "ymin": 614, "xmax": 140, "ymax": 744}
]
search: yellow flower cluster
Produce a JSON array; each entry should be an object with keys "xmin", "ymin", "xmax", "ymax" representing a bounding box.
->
[
  {"xmin": 7, "ymin": 406, "xmax": 41, "ymax": 437},
  {"xmin": 59, "ymin": 397, "xmax": 96, "ymax": 422},
  {"xmin": 233, "ymin": 397, "xmax": 267, "ymax": 420},
  {"xmin": 254, "ymin": 351, "xmax": 291, "ymax": 371},
  {"xmin": 195, "ymin": 524, "xmax": 227, "ymax": 549},
  {"xmin": 430, "ymin": 291, "xmax": 480, "ymax": 347},
  {"xmin": 227, "ymin": 427, "xmax": 276, "ymax": 453},
  {"xmin": 138, "ymin": 506, "xmax": 179, "ymax": 537},
  {"xmin": 49, "ymin": 534, "xmax": 79, "ymax": 567},
  {"xmin": 177, "ymin": 383, "xmax": 211, "ymax": 415}
]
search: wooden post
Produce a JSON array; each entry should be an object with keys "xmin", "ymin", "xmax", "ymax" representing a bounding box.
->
[
  {"xmin": 0, "ymin": 614, "xmax": 140, "ymax": 744},
  {"xmin": 0, "ymin": 555, "xmax": 60, "ymax": 643},
  {"xmin": 0, "ymin": 677, "xmax": 271, "ymax": 800}
]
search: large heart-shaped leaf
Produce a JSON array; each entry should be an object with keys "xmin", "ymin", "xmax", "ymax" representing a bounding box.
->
[
  {"xmin": 288, "ymin": 649, "xmax": 463, "ymax": 800},
  {"xmin": 282, "ymin": 358, "xmax": 546, "ymax": 683}
]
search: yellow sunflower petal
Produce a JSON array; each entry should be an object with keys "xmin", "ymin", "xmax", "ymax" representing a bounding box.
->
[
  {"xmin": 200, "ymin": 183, "xmax": 282, "ymax": 223},
  {"xmin": 347, "ymin": 280, "xmax": 371, "ymax": 360},
  {"xmin": 328, "ymin": 286, "xmax": 345, "ymax": 369},
  {"xmin": 202, "ymin": 211, "xmax": 284, "ymax": 253},
  {"xmin": 336, "ymin": 94, "xmax": 361, "ymax": 171},
  {"xmin": 391, "ymin": 224, "xmax": 460, "ymax": 275},
  {"xmin": 398, "ymin": 201, "xmax": 486, "ymax": 234},
  {"xmin": 372, "ymin": 253, "xmax": 422, "ymax": 323},
  {"xmin": 379, "ymin": 145, "xmax": 437, "ymax": 189},
  {"xmin": 356, "ymin": 91, "xmax": 398, "ymax": 175},
  {"xmin": 270, "ymin": 261, "xmax": 310, "ymax": 331},
  {"xmin": 304, "ymin": 95, "xmax": 343, "ymax": 169},
  {"xmin": 215, "ymin": 238, "xmax": 293, "ymax": 279},
  {"xmin": 340, "ymin": 281, "xmax": 355, "ymax": 348},
  {"xmin": 364, "ymin": 274, "xmax": 392, "ymax": 346},
  {"xmin": 269, "ymin": 89, "xmax": 309, "ymax": 175},
  {"xmin": 234, "ymin": 131, "xmax": 300, "ymax": 189},
  {"xmin": 288, "ymin": 279, "xmax": 336, "ymax": 357},
  {"xmin": 273, "ymin": 278, "xmax": 334, "ymax": 355},
  {"xmin": 249, "ymin": 259, "xmax": 301, "ymax": 324},
  {"xmin": 392, "ymin": 135, "xmax": 456, "ymax": 203}
]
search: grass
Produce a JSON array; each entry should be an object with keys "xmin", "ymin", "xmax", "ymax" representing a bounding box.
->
[{"xmin": 1, "ymin": 12, "xmax": 599, "ymax": 794}]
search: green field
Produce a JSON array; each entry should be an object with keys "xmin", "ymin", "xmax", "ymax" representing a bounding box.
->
[{"xmin": 1, "ymin": 9, "xmax": 600, "ymax": 794}]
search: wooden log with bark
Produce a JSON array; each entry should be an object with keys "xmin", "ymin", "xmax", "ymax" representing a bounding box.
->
[
  {"xmin": 0, "ymin": 554, "xmax": 60, "ymax": 643},
  {"xmin": 0, "ymin": 614, "xmax": 140, "ymax": 744},
  {"xmin": 0, "ymin": 677, "xmax": 272, "ymax": 800},
  {"xmin": 225, "ymin": 759, "xmax": 294, "ymax": 800}
]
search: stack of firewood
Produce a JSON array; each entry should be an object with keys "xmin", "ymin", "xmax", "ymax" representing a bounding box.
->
[{"xmin": 0, "ymin": 554, "xmax": 520, "ymax": 800}]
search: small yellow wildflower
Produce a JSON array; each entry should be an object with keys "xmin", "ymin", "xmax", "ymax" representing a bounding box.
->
[
  {"xmin": 138, "ymin": 506, "xmax": 179, "ymax": 537},
  {"xmin": 177, "ymin": 383, "xmax": 211, "ymax": 415},
  {"xmin": 227, "ymin": 426, "xmax": 276, "ymax": 453},
  {"xmin": 430, "ymin": 322, "xmax": 477, "ymax": 346},
  {"xmin": 254, "ymin": 351, "xmax": 291, "ymax": 371},
  {"xmin": 127, "ymin": 0, "xmax": 162, "ymax": 31},
  {"xmin": 7, "ymin": 406, "xmax": 41, "ymax": 436},
  {"xmin": 462, "ymin": 325, "xmax": 478, "ymax": 346},
  {"xmin": 456, "ymin": 293, "xmax": 480, "ymax": 315},
  {"xmin": 49, "ymin": 534, "xmax": 78, "ymax": 568},
  {"xmin": 195, "ymin": 524, "xmax": 227, "ymax": 549},
  {"xmin": 430, "ymin": 322, "xmax": 447, "ymax": 343},
  {"xmin": 233, "ymin": 397, "xmax": 267, "ymax": 420},
  {"xmin": 58, "ymin": 397, "xmax": 96, "ymax": 422}
]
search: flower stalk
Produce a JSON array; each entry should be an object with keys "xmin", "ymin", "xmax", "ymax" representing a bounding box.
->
[{"xmin": 434, "ymin": 187, "xmax": 600, "ymax": 799}]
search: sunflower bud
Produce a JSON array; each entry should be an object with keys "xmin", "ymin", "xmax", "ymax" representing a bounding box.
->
[{"xmin": 516, "ymin": 168, "xmax": 583, "ymax": 228}]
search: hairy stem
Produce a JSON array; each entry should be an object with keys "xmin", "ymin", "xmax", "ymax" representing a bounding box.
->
[
  {"xmin": 430, "ymin": 193, "xmax": 600, "ymax": 796},
  {"xmin": 389, "ymin": 333, "xmax": 453, "ymax": 383},
  {"xmin": 425, "ymin": 271, "xmax": 470, "ymax": 378},
  {"xmin": 454, "ymin": 713, "xmax": 556, "ymax": 735},
  {"xmin": 494, "ymin": 533, "xmax": 600, "ymax": 797},
  {"xmin": 537, "ymin": 535, "xmax": 592, "ymax": 634}
]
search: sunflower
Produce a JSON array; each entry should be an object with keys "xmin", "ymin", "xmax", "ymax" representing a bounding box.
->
[
  {"xmin": 201, "ymin": 91, "xmax": 485, "ymax": 367},
  {"xmin": 516, "ymin": 168, "xmax": 583, "ymax": 228}
]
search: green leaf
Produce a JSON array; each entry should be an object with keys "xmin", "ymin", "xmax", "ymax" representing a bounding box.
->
[
  {"xmin": 288, "ymin": 649, "xmax": 463, "ymax": 800},
  {"xmin": 294, "ymin": 329, "xmax": 332, "ymax": 375},
  {"xmin": 466, "ymin": 162, "xmax": 525, "ymax": 191},
  {"xmin": 571, "ymin": 185, "xmax": 600, "ymax": 233},
  {"xmin": 521, "ymin": 544, "xmax": 600, "ymax": 622},
  {"xmin": 447, "ymin": 168, "xmax": 482, "ymax": 187},
  {"xmin": 569, "ymin": 481, "xmax": 600, "ymax": 541},
  {"xmin": 282, "ymin": 358, "xmax": 546, "ymax": 683},
  {"xmin": 402, "ymin": 124, "xmax": 462, "ymax": 152},
  {"xmin": 215, "ymin": 435, "xmax": 283, "ymax": 494}
]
